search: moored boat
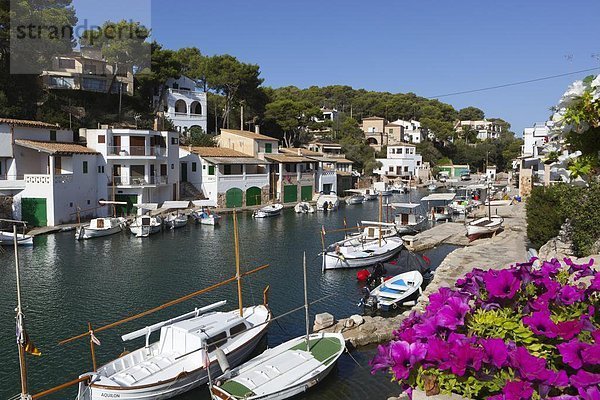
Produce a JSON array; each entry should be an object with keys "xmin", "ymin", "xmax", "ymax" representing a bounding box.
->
[
  {"xmin": 192, "ymin": 208, "xmax": 221, "ymax": 225},
  {"xmin": 253, "ymin": 204, "xmax": 283, "ymax": 218},
  {"xmin": 129, "ymin": 215, "xmax": 162, "ymax": 237},
  {"xmin": 466, "ymin": 216, "xmax": 504, "ymax": 238},
  {"xmin": 316, "ymin": 192, "xmax": 339, "ymax": 211},
  {"xmin": 322, "ymin": 236, "xmax": 403, "ymax": 271},
  {"xmin": 345, "ymin": 193, "xmax": 365, "ymax": 205},
  {"xmin": 164, "ymin": 213, "xmax": 188, "ymax": 229},
  {"xmin": 76, "ymin": 217, "xmax": 126, "ymax": 240},
  {"xmin": 294, "ymin": 202, "xmax": 315, "ymax": 213},
  {"xmin": 389, "ymin": 203, "xmax": 427, "ymax": 234},
  {"xmin": 363, "ymin": 188, "xmax": 379, "ymax": 200},
  {"xmin": 0, "ymin": 230, "xmax": 33, "ymax": 246},
  {"xmin": 365, "ymin": 270, "xmax": 423, "ymax": 311}
]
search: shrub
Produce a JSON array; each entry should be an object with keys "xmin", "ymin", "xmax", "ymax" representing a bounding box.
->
[
  {"xmin": 370, "ymin": 258, "xmax": 600, "ymax": 399},
  {"xmin": 526, "ymin": 186, "xmax": 566, "ymax": 249}
]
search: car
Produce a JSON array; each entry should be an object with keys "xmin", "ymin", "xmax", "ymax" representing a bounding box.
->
[{"xmin": 460, "ymin": 172, "xmax": 472, "ymax": 181}]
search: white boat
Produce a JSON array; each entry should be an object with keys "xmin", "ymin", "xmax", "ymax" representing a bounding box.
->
[
  {"xmin": 391, "ymin": 183, "xmax": 408, "ymax": 194},
  {"xmin": 366, "ymin": 271, "xmax": 423, "ymax": 311},
  {"xmin": 389, "ymin": 203, "xmax": 427, "ymax": 234},
  {"xmin": 129, "ymin": 215, "xmax": 163, "ymax": 237},
  {"xmin": 466, "ymin": 216, "xmax": 504, "ymax": 237},
  {"xmin": 164, "ymin": 213, "xmax": 188, "ymax": 229},
  {"xmin": 322, "ymin": 236, "xmax": 403, "ymax": 271},
  {"xmin": 253, "ymin": 204, "xmax": 283, "ymax": 218},
  {"xmin": 294, "ymin": 202, "xmax": 315, "ymax": 214},
  {"xmin": 340, "ymin": 222, "xmax": 399, "ymax": 247},
  {"xmin": 345, "ymin": 194, "xmax": 365, "ymax": 205},
  {"xmin": 363, "ymin": 188, "xmax": 379, "ymax": 201},
  {"xmin": 448, "ymin": 198, "xmax": 473, "ymax": 214},
  {"xmin": 432, "ymin": 205, "xmax": 452, "ymax": 221},
  {"xmin": 316, "ymin": 192, "xmax": 339, "ymax": 211},
  {"xmin": 77, "ymin": 303, "xmax": 271, "ymax": 400},
  {"xmin": 76, "ymin": 217, "xmax": 126, "ymax": 240},
  {"xmin": 192, "ymin": 209, "xmax": 221, "ymax": 225},
  {"xmin": 427, "ymin": 183, "xmax": 437, "ymax": 191},
  {"xmin": 0, "ymin": 231, "xmax": 33, "ymax": 246}
]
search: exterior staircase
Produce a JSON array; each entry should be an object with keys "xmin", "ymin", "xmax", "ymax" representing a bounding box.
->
[{"xmin": 179, "ymin": 182, "xmax": 206, "ymax": 200}]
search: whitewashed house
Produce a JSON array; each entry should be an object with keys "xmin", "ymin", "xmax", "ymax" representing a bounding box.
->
[
  {"xmin": 0, "ymin": 118, "xmax": 101, "ymax": 226},
  {"xmin": 83, "ymin": 127, "xmax": 180, "ymax": 214},
  {"xmin": 155, "ymin": 76, "xmax": 208, "ymax": 135},
  {"xmin": 390, "ymin": 119, "xmax": 423, "ymax": 143},
  {"xmin": 373, "ymin": 143, "xmax": 423, "ymax": 180},
  {"xmin": 454, "ymin": 120, "xmax": 503, "ymax": 141}
]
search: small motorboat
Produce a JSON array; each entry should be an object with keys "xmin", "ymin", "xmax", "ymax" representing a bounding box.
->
[
  {"xmin": 129, "ymin": 215, "xmax": 162, "ymax": 237},
  {"xmin": 390, "ymin": 203, "xmax": 427, "ymax": 234},
  {"xmin": 339, "ymin": 222, "xmax": 399, "ymax": 247},
  {"xmin": 466, "ymin": 216, "xmax": 504, "ymax": 238},
  {"xmin": 0, "ymin": 231, "xmax": 33, "ymax": 246},
  {"xmin": 76, "ymin": 217, "xmax": 126, "ymax": 240},
  {"xmin": 253, "ymin": 204, "xmax": 283, "ymax": 218},
  {"xmin": 316, "ymin": 192, "xmax": 339, "ymax": 211},
  {"xmin": 294, "ymin": 202, "xmax": 315, "ymax": 213},
  {"xmin": 164, "ymin": 213, "xmax": 188, "ymax": 229},
  {"xmin": 192, "ymin": 209, "xmax": 221, "ymax": 225},
  {"xmin": 322, "ymin": 236, "xmax": 403, "ymax": 271},
  {"xmin": 345, "ymin": 194, "xmax": 365, "ymax": 205},
  {"xmin": 363, "ymin": 188, "xmax": 379, "ymax": 201},
  {"xmin": 431, "ymin": 205, "xmax": 452, "ymax": 221},
  {"xmin": 427, "ymin": 183, "xmax": 437, "ymax": 191},
  {"xmin": 364, "ymin": 270, "xmax": 424, "ymax": 311}
]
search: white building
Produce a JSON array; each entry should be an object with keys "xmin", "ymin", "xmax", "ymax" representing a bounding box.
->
[
  {"xmin": 390, "ymin": 119, "xmax": 423, "ymax": 143},
  {"xmin": 179, "ymin": 147, "xmax": 270, "ymax": 208},
  {"xmin": 83, "ymin": 127, "xmax": 180, "ymax": 214},
  {"xmin": 373, "ymin": 143, "xmax": 423, "ymax": 180},
  {"xmin": 0, "ymin": 118, "xmax": 101, "ymax": 226},
  {"xmin": 155, "ymin": 76, "xmax": 208, "ymax": 136},
  {"xmin": 522, "ymin": 121, "xmax": 552, "ymax": 158},
  {"xmin": 454, "ymin": 120, "xmax": 503, "ymax": 141}
]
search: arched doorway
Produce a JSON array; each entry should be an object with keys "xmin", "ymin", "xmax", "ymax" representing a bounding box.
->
[
  {"xmin": 246, "ymin": 187, "xmax": 261, "ymax": 206},
  {"xmin": 175, "ymin": 99, "xmax": 187, "ymax": 114},
  {"xmin": 190, "ymin": 101, "xmax": 202, "ymax": 115},
  {"xmin": 367, "ymin": 137, "xmax": 378, "ymax": 145},
  {"xmin": 225, "ymin": 188, "xmax": 243, "ymax": 208}
]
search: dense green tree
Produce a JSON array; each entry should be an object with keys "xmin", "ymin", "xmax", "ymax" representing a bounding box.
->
[
  {"xmin": 175, "ymin": 47, "xmax": 208, "ymax": 90},
  {"xmin": 187, "ymin": 126, "xmax": 216, "ymax": 147},
  {"xmin": 458, "ymin": 106, "xmax": 485, "ymax": 121},
  {"xmin": 264, "ymin": 99, "xmax": 320, "ymax": 147},
  {"xmin": 416, "ymin": 141, "xmax": 443, "ymax": 165}
]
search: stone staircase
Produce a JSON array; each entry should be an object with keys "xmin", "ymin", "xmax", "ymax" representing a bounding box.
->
[{"xmin": 179, "ymin": 182, "xmax": 206, "ymax": 200}]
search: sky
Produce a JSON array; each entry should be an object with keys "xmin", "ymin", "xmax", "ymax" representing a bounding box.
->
[{"xmin": 71, "ymin": 0, "xmax": 600, "ymax": 136}]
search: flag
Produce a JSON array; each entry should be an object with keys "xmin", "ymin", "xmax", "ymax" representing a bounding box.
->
[
  {"xmin": 23, "ymin": 332, "xmax": 41, "ymax": 356},
  {"xmin": 90, "ymin": 331, "xmax": 101, "ymax": 346}
]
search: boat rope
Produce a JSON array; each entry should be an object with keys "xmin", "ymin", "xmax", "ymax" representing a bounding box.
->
[{"xmin": 344, "ymin": 347, "xmax": 367, "ymax": 370}]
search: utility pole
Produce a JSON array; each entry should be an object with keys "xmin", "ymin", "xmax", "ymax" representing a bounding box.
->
[{"xmin": 240, "ymin": 104, "xmax": 244, "ymax": 130}]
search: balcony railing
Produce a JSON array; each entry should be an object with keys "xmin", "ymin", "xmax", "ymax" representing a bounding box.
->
[
  {"xmin": 111, "ymin": 176, "xmax": 168, "ymax": 186},
  {"xmin": 169, "ymin": 112, "xmax": 206, "ymax": 119},
  {"xmin": 168, "ymin": 88, "xmax": 205, "ymax": 97},
  {"xmin": 107, "ymin": 146, "xmax": 166, "ymax": 157}
]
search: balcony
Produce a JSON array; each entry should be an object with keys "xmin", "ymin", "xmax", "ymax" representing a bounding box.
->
[
  {"xmin": 168, "ymin": 88, "xmax": 205, "ymax": 99},
  {"xmin": 111, "ymin": 176, "xmax": 168, "ymax": 187},
  {"xmin": 107, "ymin": 146, "xmax": 167, "ymax": 157},
  {"xmin": 0, "ymin": 174, "xmax": 26, "ymax": 190},
  {"xmin": 218, "ymin": 174, "xmax": 268, "ymax": 183}
]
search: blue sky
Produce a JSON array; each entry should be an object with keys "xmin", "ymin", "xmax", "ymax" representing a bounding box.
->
[{"xmin": 72, "ymin": 0, "xmax": 600, "ymax": 135}]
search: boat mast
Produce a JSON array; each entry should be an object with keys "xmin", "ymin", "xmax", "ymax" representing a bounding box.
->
[
  {"xmin": 233, "ymin": 210, "xmax": 243, "ymax": 317},
  {"xmin": 14, "ymin": 225, "xmax": 29, "ymax": 399},
  {"xmin": 303, "ymin": 252, "xmax": 310, "ymax": 351},
  {"xmin": 378, "ymin": 193, "xmax": 383, "ymax": 247}
]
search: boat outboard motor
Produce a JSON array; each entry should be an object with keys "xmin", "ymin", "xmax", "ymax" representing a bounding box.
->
[
  {"xmin": 215, "ymin": 347, "xmax": 231, "ymax": 379},
  {"xmin": 366, "ymin": 262, "xmax": 387, "ymax": 288}
]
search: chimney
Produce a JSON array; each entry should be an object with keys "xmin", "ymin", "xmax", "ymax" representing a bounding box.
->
[{"xmin": 255, "ymin": 125, "xmax": 260, "ymax": 135}]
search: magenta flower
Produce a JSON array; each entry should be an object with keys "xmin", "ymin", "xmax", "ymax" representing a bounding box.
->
[
  {"xmin": 553, "ymin": 319, "xmax": 584, "ymax": 340},
  {"xmin": 370, "ymin": 344, "xmax": 393, "ymax": 373},
  {"xmin": 441, "ymin": 341, "xmax": 484, "ymax": 376},
  {"xmin": 589, "ymin": 273, "xmax": 600, "ymax": 291},
  {"xmin": 485, "ymin": 269, "xmax": 521, "ymax": 299},
  {"xmin": 541, "ymin": 259, "xmax": 562, "ymax": 276},
  {"xmin": 578, "ymin": 385, "xmax": 600, "ymax": 400},
  {"xmin": 510, "ymin": 347, "xmax": 549, "ymax": 381},
  {"xmin": 565, "ymin": 257, "xmax": 595, "ymax": 279},
  {"xmin": 546, "ymin": 396, "xmax": 581, "ymax": 400},
  {"xmin": 570, "ymin": 370, "xmax": 600, "ymax": 389},
  {"xmin": 523, "ymin": 310, "xmax": 557, "ymax": 338},
  {"xmin": 558, "ymin": 339, "xmax": 589, "ymax": 369},
  {"xmin": 389, "ymin": 340, "xmax": 426, "ymax": 380},
  {"xmin": 480, "ymin": 337, "xmax": 508, "ymax": 369},
  {"xmin": 558, "ymin": 285, "xmax": 584, "ymax": 305},
  {"xmin": 583, "ymin": 342, "xmax": 600, "ymax": 365},
  {"xmin": 437, "ymin": 296, "xmax": 470, "ymax": 330},
  {"xmin": 424, "ymin": 337, "xmax": 449, "ymax": 365},
  {"xmin": 413, "ymin": 314, "xmax": 446, "ymax": 337},
  {"xmin": 427, "ymin": 287, "xmax": 458, "ymax": 313},
  {"xmin": 502, "ymin": 380, "xmax": 534, "ymax": 400}
]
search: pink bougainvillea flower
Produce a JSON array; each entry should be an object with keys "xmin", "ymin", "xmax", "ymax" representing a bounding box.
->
[
  {"xmin": 523, "ymin": 310, "xmax": 557, "ymax": 338},
  {"xmin": 558, "ymin": 284, "xmax": 585, "ymax": 305},
  {"xmin": 502, "ymin": 380, "xmax": 534, "ymax": 400},
  {"xmin": 479, "ymin": 337, "xmax": 508, "ymax": 369},
  {"xmin": 570, "ymin": 370, "xmax": 600, "ymax": 389},
  {"xmin": 510, "ymin": 346, "xmax": 549, "ymax": 381},
  {"xmin": 485, "ymin": 269, "xmax": 521, "ymax": 299},
  {"xmin": 437, "ymin": 296, "xmax": 470, "ymax": 330},
  {"xmin": 553, "ymin": 319, "xmax": 584, "ymax": 340}
]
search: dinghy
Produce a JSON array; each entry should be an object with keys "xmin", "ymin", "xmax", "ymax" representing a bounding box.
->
[
  {"xmin": 294, "ymin": 202, "xmax": 315, "ymax": 213},
  {"xmin": 129, "ymin": 215, "xmax": 162, "ymax": 237},
  {"xmin": 192, "ymin": 209, "xmax": 221, "ymax": 225},
  {"xmin": 0, "ymin": 230, "xmax": 33, "ymax": 246},
  {"xmin": 76, "ymin": 217, "xmax": 126, "ymax": 240},
  {"xmin": 466, "ymin": 216, "xmax": 504, "ymax": 238},
  {"xmin": 345, "ymin": 193, "xmax": 365, "ymax": 205},
  {"xmin": 365, "ymin": 270, "xmax": 423, "ymax": 311},
  {"xmin": 253, "ymin": 204, "xmax": 283, "ymax": 218}
]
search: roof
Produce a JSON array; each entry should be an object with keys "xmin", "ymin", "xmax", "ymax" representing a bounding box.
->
[
  {"xmin": 389, "ymin": 202, "xmax": 421, "ymax": 209},
  {"xmin": 264, "ymin": 154, "xmax": 314, "ymax": 163},
  {"xmin": 309, "ymin": 139, "xmax": 342, "ymax": 146},
  {"xmin": 337, "ymin": 171, "xmax": 353, "ymax": 176},
  {"xmin": 279, "ymin": 147, "xmax": 322, "ymax": 157},
  {"xmin": 334, "ymin": 158, "xmax": 354, "ymax": 164},
  {"xmin": 0, "ymin": 118, "xmax": 61, "ymax": 129},
  {"xmin": 389, "ymin": 142, "xmax": 416, "ymax": 147},
  {"xmin": 203, "ymin": 156, "xmax": 265, "ymax": 165},
  {"xmin": 220, "ymin": 129, "xmax": 278, "ymax": 142},
  {"xmin": 187, "ymin": 147, "xmax": 249, "ymax": 157},
  {"xmin": 420, "ymin": 193, "xmax": 456, "ymax": 202},
  {"xmin": 385, "ymin": 123, "xmax": 402, "ymax": 127},
  {"xmin": 362, "ymin": 116, "xmax": 385, "ymax": 120},
  {"xmin": 15, "ymin": 139, "xmax": 98, "ymax": 155}
]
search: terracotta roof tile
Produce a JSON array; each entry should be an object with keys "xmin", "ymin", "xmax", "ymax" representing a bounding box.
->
[
  {"xmin": 264, "ymin": 154, "xmax": 314, "ymax": 163},
  {"xmin": 220, "ymin": 129, "xmax": 278, "ymax": 141},
  {"xmin": 187, "ymin": 147, "xmax": 249, "ymax": 157},
  {"xmin": 15, "ymin": 139, "xmax": 98, "ymax": 154},
  {"xmin": 0, "ymin": 118, "xmax": 61, "ymax": 129}
]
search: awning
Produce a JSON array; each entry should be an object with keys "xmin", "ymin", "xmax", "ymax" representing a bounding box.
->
[
  {"xmin": 161, "ymin": 201, "xmax": 192, "ymax": 209},
  {"xmin": 388, "ymin": 202, "xmax": 421, "ymax": 209},
  {"xmin": 420, "ymin": 193, "xmax": 456, "ymax": 202}
]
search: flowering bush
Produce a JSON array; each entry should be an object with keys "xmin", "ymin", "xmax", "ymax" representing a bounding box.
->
[{"xmin": 370, "ymin": 258, "xmax": 600, "ymax": 399}]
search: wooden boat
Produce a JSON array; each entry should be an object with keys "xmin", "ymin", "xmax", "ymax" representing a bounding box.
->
[
  {"xmin": 341, "ymin": 222, "xmax": 399, "ymax": 246},
  {"xmin": 164, "ymin": 213, "xmax": 188, "ymax": 229},
  {"xmin": 467, "ymin": 216, "xmax": 504, "ymax": 237},
  {"xmin": 0, "ymin": 230, "xmax": 33, "ymax": 246},
  {"xmin": 192, "ymin": 209, "xmax": 221, "ymax": 225},
  {"xmin": 322, "ymin": 236, "xmax": 403, "ymax": 271},
  {"xmin": 363, "ymin": 188, "xmax": 379, "ymax": 200},
  {"xmin": 294, "ymin": 202, "xmax": 315, "ymax": 214},
  {"xmin": 389, "ymin": 203, "xmax": 427, "ymax": 234},
  {"xmin": 366, "ymin": 270, "xmax": 423, "ymax": 311},
  {"xmin": 76, "ymin": 217, "xmax": 126, "ymax": 240},
  {"xmin": 345, "ymin": 194, "xmax": 365, "ymax": 205},
  {"xmin": 129, "ymin": 215, "xmax": 162, "ymax": 237},
  {"xmin": 210, "ymin": 253, "xmax": 345, "ymax": 400},
  {"xmin": 253, "ymin": 204, "xmax": 283, "ymax": 218},
  {"xmin": 432, "ymin": 205, "xmax": 452, "ymax": 221},
  {"xmin": 316, "ymin": 192, "xmax": 339, "ymax": 211}
]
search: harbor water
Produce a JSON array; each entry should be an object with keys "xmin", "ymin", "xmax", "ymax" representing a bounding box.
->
[{"xmin": 0, "ymin": 191, "xmax": 459, "ymax": 400}]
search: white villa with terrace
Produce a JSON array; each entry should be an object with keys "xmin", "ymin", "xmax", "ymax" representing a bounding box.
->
[
  {"xmin": 373, "ymin": 143, "xmax": 423, "ymax": 180},
  {"xmin": 154, "ymin": 75, "xmax": 208, "ymax": 135}
]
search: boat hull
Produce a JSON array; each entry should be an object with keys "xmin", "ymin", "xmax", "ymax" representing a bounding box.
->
[
  {"xmin": 345, "ymin": 196, "xmax": 364, "ymax": 205},
  {"xmin": 199, "ymin": 215, "xmax": 220, "ymax": 225},
  {"xmin": 323, "ymin": 239, "xmax": 403, "ymax": 270},
  {"xmin": 77, "ymin": 225, "xmax": 122, "ymax": 240},
  {"xmin": 368, "ymin": 271, "xmax": 423, "ymax": 311},
  {"xmin": 0, "ymin": 231, "xmax": 33, "ymax": 246},
  {"xmin": 254, "ymin": 205, "xmax": 283, "ymax": 218},
  {"xmin": 466, "ymin": 217, "xmax": 504, "ymax": 237},
  {"xmin": 129, "ymin": 224, "xmax": 161, "ymax": 237}
]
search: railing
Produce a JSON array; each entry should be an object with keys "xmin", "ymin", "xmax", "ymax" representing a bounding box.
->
[
  {"xmin": 219, "ymin": 174, "xmax": 269, "ymax": 182},
  {"xmin": 168, "ymin": 88, "xmax": 205, "ymax": 97},
  {"xmin": 111, "ymin": 176, "xmax": 168, "ymax": 186},
  {"xmin": 0, "ymin": 174, "xmax": 24, "ymax": 180},
  {"xmin": 54, "ymin": 174, "xmax": 73, "ymax": 184},
  {"xmin": 107, "ymin": 146, "xmax": 166, "ymax": 157},
  {"xmin": 321, "ymin": 170, "xmax": 336, "ymax": 176},
  {"xmin": 169, "ymin": 112, "xmax": 207, "ymax": 119},
  {"xmin": 25, "ymin": 174, "xmax": 52, "ymax": 185}
]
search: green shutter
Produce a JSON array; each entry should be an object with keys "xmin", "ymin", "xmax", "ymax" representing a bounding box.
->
[
  {"xmin": 83, "ymin": 161, "xmax": 88, "ymax": 174},
  {"xmin": 246, "ymin": 187, "xmax": 262, "ymax": 206},
  {"xmin": 226, "ymin": 188, "xmax": 243, "ymax": 208},
  {"xmin": 21, "ymin": 198, "xmax": 47, "ymax": 226},
  {"xmin": 283, "ymin": 185, "xmax": 298, "ymax": 203},
  {"xmin": 300, "ymin": 185, "xmax": 313, "ymax": 201},
  {"xmin": 265, "ymin": 143, "xmax": 272, "ymax": 153},
  {"xmin": 208, "ymin": 165, "xmax": 215, "ymax": 175}
]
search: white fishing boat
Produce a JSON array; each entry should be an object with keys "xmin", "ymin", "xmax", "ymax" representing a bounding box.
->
[
  {"xmin": 341, "ymin": 222, "xmax": 399, "ymax": 247},
  {"xmin": 165, "ymin": 213, "xmax": 188, "ymax": 229},
  {"xmin": 448, "ymin": 197, "xmax": 473, "ymax": 214},
  {"xmin": 253, "ymin": 204, "xmax": 283, "ymax": 218},
  {"xmin": 316, "ymin": 192, "xmax": 339, "ymax": 211},
  {"xmin": 467, "ymin": 216, "xmax": 504, "ymax": 237},
  {"xmin": 373, "ymin": 182, "xmax": 392, "ymax": 196},
  {"xmin": 192, "ymin": 209, "xmax": 221, "ymax": 225},
  {"xmin": 432, "ymin": 205, "xmax": 452, "ymax": 221},
  {"xmin": 322, "ymin": 236, "xmax": 403, "ymax": 271},
  {"xmin": 294, "ymin": 202, "xmax": 315, "ymax": 214},
  {"xmin": 210, "ymin": 253, "xmax": 345, "ymax": 400},
  {"xmin": 345, "ymin": 192, "xmax": 365, "ymax": 205},
  {"xmin": 0, "ymin": 230, "xmax": 33, "ymax": 246},
  {"xmin": 366, "ymin": 271, "xmax": 423, "ymax": 311},
  {"xmin": 389, "ymin": 203, "xmax": 427, "ymax": 234},
  {"xmin": 427, "ymin": 182, "xmax": 437, "ymax": 191},
  {"xmin": 129, "ymin": 215, "xmax": 163, "ymax": 237},
  {"xmin": 77, "ymin": 303, "xmax": 271, "ymax": 400},
  {"xmin": 391, "ymin": 183, "xmax": 408, "ymax": 194},
  {"xmin": 76, "ymin": 217, "xmax": 126, "ymax": 240},
  {"xmin": 363, "ymin": 188, "xmax": 379, "ymax": 201}
]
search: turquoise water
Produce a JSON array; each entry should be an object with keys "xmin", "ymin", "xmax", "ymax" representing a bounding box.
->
[{"xmin": 0, "ymin": 191, "xmax": 458, "ymax": 399}]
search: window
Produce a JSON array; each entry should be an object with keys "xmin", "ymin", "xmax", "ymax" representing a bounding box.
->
[
  {"xmin": 58, "ymin": 58, "xmax": 75, "ymax": 69},
  {"xmin": 83, "ymin": 64, "xmax": 97, "ymax": 74},
  {"xmin": 265, "ymin": 143, "xmax": 272, "ymax": 153},
  {"xmin": 224, "ymin": 165, "xmax": 231, "ymax": 175},
  {"xmin": 206, "ymin": 331, "xmax": 228, "ymax": 352},
  {"xmin": 87, "ymin": 200, "xmax": 91, "ymax": 205},
  {"xmin": 208, "ymin": 165, "xmax": 215, "ymax": 175},
  {"xmin": 229, "ymin": 323, "xmax": 247, "ymax": 337},
  {"xmin": 203, "ymin": 164, "xmax": 206, "ymax": 170},
  {"xmin": 49, "ymin": 76, "xmax": 75, "ymax": 89},
  {"xmin": 98, "ymin": 135, "xmax": 105, "ymax": 144},
  {"xmin": 82, "ymin": 78, "xmax": 106, "ymax": 91},
  {"xmin": 97, "ymin": 166, "xmax": 105, "ymax": 173},
  {"xmin": 171, "ymin": 137, "xmax": 178, "ymax": 145},
  {"xmin": 389, "ymin": 129, "xmax": 393, "ymax": 134},
  {"xmin": 398, "ymin": 147, "xmax": 403, "ymax": 154},
  {"xmin": 404, "ymin": 166, "xmax": 409, "ymax": 172},
  {"xmin": 50, "ymin": 130, "xmax": 56, "ymax": 141},
  {"xmin": 388, "ymin": 166, "xmax": 394, "ymax": 172},
  {"xmin": 192, "ymin": 162, "xmax": 197, "ymax": 172}
]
